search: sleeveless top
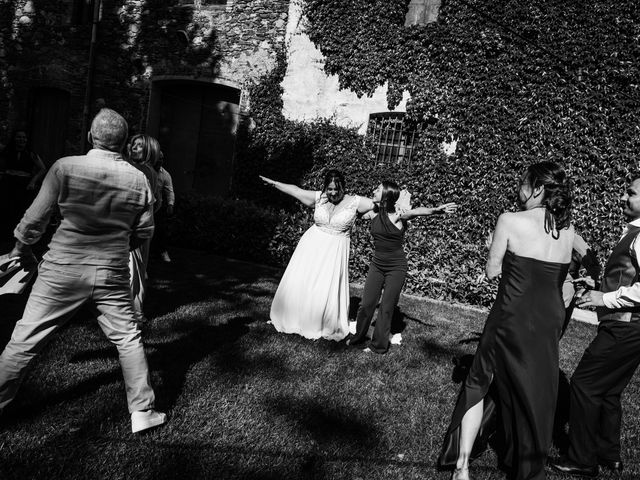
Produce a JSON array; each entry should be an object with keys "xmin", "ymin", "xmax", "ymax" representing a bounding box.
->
[
  {"xmin": 597, "ymin": 225, "xmax": 640, "ymax": 322},
  {"xmin": 371, "ymin": 212, "xmax": 407, "ymax": 270}
]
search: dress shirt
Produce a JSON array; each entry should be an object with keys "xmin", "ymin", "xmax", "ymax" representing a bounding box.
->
[
  {"xmin": 14, "ymin": 149, "xmax": 154, "ymax": 268},
  {"xmin": 603, "ymin": 217, "xmax": 640, "ymax": 309}
]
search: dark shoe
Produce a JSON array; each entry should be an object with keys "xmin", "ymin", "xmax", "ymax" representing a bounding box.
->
[
  {"xmin": 345, "ymin": 334, "xmax": 365, "ymax": 346},
  {"xmin": 548, "ymin": 456, "xmax": 598, "ymax": 477},
  {"xmin": 598, "ymin": 458, "xmax": 623, "ymax": 473}
]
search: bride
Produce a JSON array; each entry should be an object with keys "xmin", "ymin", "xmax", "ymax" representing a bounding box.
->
[{"xmin": 260, "ymin": 170, "xmax": 374, "ymax": 341}]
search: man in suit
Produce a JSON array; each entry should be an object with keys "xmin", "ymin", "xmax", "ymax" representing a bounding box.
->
[
  {"xmin": 550, "ymin": 177, "xmax": 640, "ymax": 477},
  {"xmin": 0, "ymin": 108, "xmax": 166, "ymax": 433}
]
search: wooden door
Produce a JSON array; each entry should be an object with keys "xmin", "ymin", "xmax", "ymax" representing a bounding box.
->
[
  {"xmin": 152, "ymin": 81, "xmax": 240, "ymax": 196},
  {"xmin": 28, "ymin": 87, "xmax": 70, "ymax": 166}
]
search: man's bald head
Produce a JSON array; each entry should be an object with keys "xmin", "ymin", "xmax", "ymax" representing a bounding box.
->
[{"xmin": 89, "ymin": 108, "xmax": 128, "ymax": 152}]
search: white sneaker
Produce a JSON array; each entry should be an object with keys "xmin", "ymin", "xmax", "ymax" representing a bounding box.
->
[
  {"xmin": 160, "ymin": 251, "xmax": 171, "ymax": 263},
  {"xmin": 131, "ymin": 409, "xmax": 167, "ymax": 433}
]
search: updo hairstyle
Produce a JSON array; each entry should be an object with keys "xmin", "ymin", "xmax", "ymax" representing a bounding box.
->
[{"xmin": 524, "ymin": 161, "xmax": 572, "ymax": 233}]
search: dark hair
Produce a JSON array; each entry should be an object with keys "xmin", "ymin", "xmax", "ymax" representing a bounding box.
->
[
  {"xmin": 90, "ymin": 108, "xmax": 128, "ymax": 152},
  {"xmin": 322, "ymin": 169, "xmax": 346, "ymax": 203},
  {"xmin": 128, "ymin": 134, "xmax": 162, "ymax": 166},
  {"xmin": 523, "ymin": 161, "xmax": 572, "ymax": 232},
  {"xmin": 378, "ymin": 180, "xmax": 401, "ymax": 215}
]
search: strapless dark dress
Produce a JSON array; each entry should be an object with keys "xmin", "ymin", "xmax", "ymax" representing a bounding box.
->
[{"xmin": 439, "ymin": 251, "xmax": 569, "ymax": 480}]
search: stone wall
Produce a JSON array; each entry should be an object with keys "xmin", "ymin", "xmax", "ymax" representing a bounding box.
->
[
  {"xmin": 281, "ymin": 1, "xmax": 410, "ymax": 135},
  {"xmin": 0, "ymin": 0, "xmax": 290, "ymax": 153}
]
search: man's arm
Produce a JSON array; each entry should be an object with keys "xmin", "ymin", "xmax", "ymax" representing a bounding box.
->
[
  {"xmin": 577, "ymin": 234, "xmax": 640, "ymax": 308},
  {"xmin": 27, "ymin": 153, "xmax": 47, "ymax": 190}
]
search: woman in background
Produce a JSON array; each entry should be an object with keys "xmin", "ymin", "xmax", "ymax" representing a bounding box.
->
[
  {"xmin": 151, "ymin": 153, "xmax": 175, "ymax": 263},
  {"xmin": 260, "ymin": 170, "xmax": 374, "ymax": 341},
  {"xmin": 0, "ymin": 130, "xmax": 46, "ymax": 244},
  {"xmin": 127, "ymin": 134, "xmax": 162, "ymax": 323}
]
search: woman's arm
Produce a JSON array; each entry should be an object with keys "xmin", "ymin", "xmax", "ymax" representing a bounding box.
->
[
  {"xmin": 259, "ymin": 175, "xmax": 317, "ymax": 207},
  {"xmin": 399, "ymin": 202, "xmax": 458, "ymax": 221},
  {"xmin": 357, "ymin": 196, "xmax": 376, "ymax": 214},
  {"xmin": 485, "ymin": 213, "xmax": 510, "ymax": 280},
  {"xmin": 28, "ymin": 153, "xmax": 46, "ymax": 190}
]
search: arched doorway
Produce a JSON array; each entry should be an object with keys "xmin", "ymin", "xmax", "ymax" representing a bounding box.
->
[
  {"xmin": 147, "ymin": 78, "xmax": 241, "ymax": 196},
  {"xmin": 28, "ymin": 87, "xmax": 71, "ymax": 166}
]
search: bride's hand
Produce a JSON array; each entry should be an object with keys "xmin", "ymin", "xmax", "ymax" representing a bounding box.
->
[
  {"xmin": 259, "ymin": 175, "xmax": 276, "ymax": 187},
  {"xmin": 437, "ymin": 202, "xmax": 458, "ymax": 214}
]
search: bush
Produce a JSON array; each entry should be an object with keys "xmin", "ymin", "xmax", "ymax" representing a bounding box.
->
[{"xmin": 167, "ymin": 192, "xmax": 311, "ymax": 267}]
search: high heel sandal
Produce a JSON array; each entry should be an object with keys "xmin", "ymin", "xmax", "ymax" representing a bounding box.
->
[{"xmin": 451, "ymin": 467, "xmax": 470, "ymax": 480}]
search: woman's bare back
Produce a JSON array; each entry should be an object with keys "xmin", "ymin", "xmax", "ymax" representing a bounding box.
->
[{"xmin": 505, "ymin": 208, "xmax": 574, "ymax": 263}]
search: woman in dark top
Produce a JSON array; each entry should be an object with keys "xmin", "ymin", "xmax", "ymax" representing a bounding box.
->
[
  {"xmin": 347, "ymin": 180, "xmax": 457, "ymax": 353},
  {"xmin": 439, "ymin": 161, "xmax": 574, "ymax": 480},
  {"xmin": 0, "ymin": 130, "xmax": 46, "ymax": 242}
]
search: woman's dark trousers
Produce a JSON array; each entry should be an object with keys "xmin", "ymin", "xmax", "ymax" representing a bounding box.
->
[{"xmin": 352, "ymin": 263, "xmax": 406, "ymax": 353}]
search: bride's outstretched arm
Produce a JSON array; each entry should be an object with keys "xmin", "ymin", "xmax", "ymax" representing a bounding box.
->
[{"xmin": 259, "ymin": 175, "xmax": 317, "ymax": 207}]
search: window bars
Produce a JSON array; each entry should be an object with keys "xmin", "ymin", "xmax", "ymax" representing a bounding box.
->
[{"xmin": 367, "ymin": 112, "xmax": 418, "ymax": 165}]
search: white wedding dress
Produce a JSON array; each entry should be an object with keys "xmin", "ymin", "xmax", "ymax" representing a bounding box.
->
[{"xmin": 270, "ymin": 192, "xmax": 360, "ymax": 341}]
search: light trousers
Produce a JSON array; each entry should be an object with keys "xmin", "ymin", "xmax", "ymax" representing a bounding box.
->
[{"xmin": 0, "ymin": 260, "xmax": 155, "ymax": 413}]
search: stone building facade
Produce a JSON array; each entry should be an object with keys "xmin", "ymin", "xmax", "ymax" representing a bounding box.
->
[
  {"xmin": 0, "ymin": 0, "xmax": 289, "ymax": 195},
  {"xmin": 0, "ymin": 0, "xmax": 440, "ymax": 195}
]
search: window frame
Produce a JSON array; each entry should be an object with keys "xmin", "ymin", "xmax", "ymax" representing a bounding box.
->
[{"xmin": 367, "ymin": 112, "xmax": 419, "ymax": 165}]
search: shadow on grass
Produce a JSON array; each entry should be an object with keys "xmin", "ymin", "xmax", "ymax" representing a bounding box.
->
[
  {"xmin": 0, "ymin": 432, "xmax": 440, "ymax": 480},
  {"xmin": 266, "ymin": 396, "xmax": 380, "ymax": 451},
  {"xmin": 145, "ymin": 253, "xmax": 277, "ymax": 319},
  {"xmin": 419, "ymin": 337, "xmax": 473, "ymax": 363},
  {"xmin": 348, "ymin": 294, "xmax": 421, "ymax": 336},
  {"xmin": 62, "ymin": 315, "xmax": 281, "ymax": 412}
]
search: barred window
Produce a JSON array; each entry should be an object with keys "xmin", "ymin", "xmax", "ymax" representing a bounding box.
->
[{"xmin": 367, "ymin": 112, "xmax": 418, "ymax": 164}]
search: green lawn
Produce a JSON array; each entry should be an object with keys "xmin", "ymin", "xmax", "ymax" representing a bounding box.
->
[{"xmin": 0, "ymin": 249, "xmax": 636, "ymax": 479}]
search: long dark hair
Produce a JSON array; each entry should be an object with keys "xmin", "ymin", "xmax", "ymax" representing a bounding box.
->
[
  {"xmin": 523, "ymin": 161, "xmax": 572, "ymax": 233},
  {"xmin": 322, "ymin": 169, "xmax": 346, "ymax": 204},
  {"xmin": 378, "ymin": 180, "xmax": 401, "ymax": 215}
]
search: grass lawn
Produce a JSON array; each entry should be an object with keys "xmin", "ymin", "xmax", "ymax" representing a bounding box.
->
[{"xmin": 0, "ymin": 248, "xmax": 637, "ymax": 480}]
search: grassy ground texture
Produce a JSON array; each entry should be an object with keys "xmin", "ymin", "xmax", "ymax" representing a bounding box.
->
[{"xmin": 0, "ymin": 248, "xmax": 637, "ymax": 480}]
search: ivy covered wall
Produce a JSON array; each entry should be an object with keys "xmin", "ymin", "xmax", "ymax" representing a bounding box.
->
[{"xmin": 230, "ymin": 0, "xmax": 640, "ymax": 306}]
